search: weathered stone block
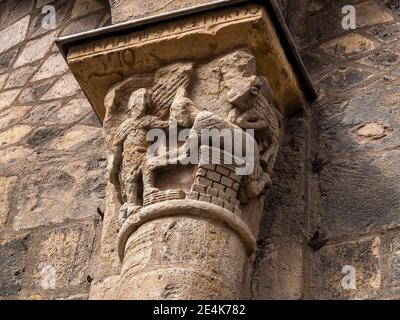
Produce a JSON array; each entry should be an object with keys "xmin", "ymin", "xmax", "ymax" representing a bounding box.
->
[
  {"xmin": 368, "ymin": 23, "xmax": 400, "ymax": 43},
  {"xmin": 44, "ymin": 99, "xmax": 92, "ymax": 125},
  {"xmin": 206, "ymin": 187, "xmax": 218, "ymax": 197},
  {"xmin": 23, "ymin": 101, "xmax": 61, "ymax": 124},
  {"xmin": 0, "ymin": 106, "xmax": 31, "ymax": 128},
  {"xmin": 109, "ymin": 0, "xmax": 219, "ymax": 23},
  {"xmin": 0, "ymin": 0, "xmax": 33, "ymax": 28},
  {"xmin": 355, "ymin": 1, "xmax": 394, "ymax": 27},
  {"xmin": 359, "ymin": 49, "xmax": 400, "ymax": 69},
  {"xmin": 62, "ymin": 12, "xmax": 104, "ymax": 36},
  {"xmin": 41, "ymin": 73, "xmax": 81, "ymax": 100},
  {"xmin": 5, "ymin": 65, "xmax": 38, "ymax": 89},
  {"xmin": 71, "ymin": 0, "xmax": 104, "ymax": 18},
  {"xmin": 18, "ymin": 79, "xmax": 54, "ymax": 104},
  {"xmin": 320, "ymin": 33, "xmax": 376, "ymax": 58},
  {"xmin": 0, "ymin": 48, "xmax": 18, "ymax": 74},
  {"xmin": 31, "ymin": 53, "xmax": 68, "ymax": 82},
  {"xmin": 14, "ymin": 31, "xmax": 58, "ymax": 68},
  {"xmin": 0, "ymin": 15, "xmax": 30, "ymax": 55},
  {"xmin": 0, "ymin": 89, "xmax": 22, "ymax": 111},
  {"xmin": 48, "ymin": 125, "xmax": 102, "ymax": 151},
  {"xmin": 0, "ymin": 176, "xmax": 18, "ymax": 227},
  {"xmin": 319, "ymin": 67, "xmax": 373, "ymax": 92},
  {"xmin": 212, "ymin": 182, "xmax": 225, "ymax": 193},
  {"xmin": 14, "ymin": 160, "xmax": 106, "ymax": 230},
  {"xmin": 215, "ymin": 165, "xmax": 230, "ymax": 176},
  {"xmin": 27, "ymin": 222, "xmax": 97, "ymax": 293},
  {"xmin": 309, "ymin": 237, "xmax": 381, "ymax": 300},
  {"xmin": 0, "ymin": 125, "xmax": 32, "ymax": 148},
  {"xmin": 220, "ymin": 176, "xmax": 233, "ymax": 188},
  {"xmin": 196, "ymin": 176, "xmax": 212, "ymax": 188},
  {"xmin": 0, "ymin": 235, "xmax": 29, "ymax": 298},
  {"xmin": 205, "ymin": 171, "xmax": 221, "ymax": 183}
]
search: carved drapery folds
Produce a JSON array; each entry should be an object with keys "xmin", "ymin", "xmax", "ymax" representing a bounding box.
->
[{"xmin": 104, "ymin": 49, "xmax": 281, "ymax": 299}]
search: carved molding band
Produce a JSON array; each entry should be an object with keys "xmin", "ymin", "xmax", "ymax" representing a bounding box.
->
[
  {"xmin": 62, "ymin": 3, "xmax": 307, "ymax": 120},
  {"xmin": 118, "ymin": 199, "xmax": 257, "ymax": 261}
]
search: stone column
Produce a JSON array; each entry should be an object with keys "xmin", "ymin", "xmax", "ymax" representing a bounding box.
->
[{"xmin": 58, "ymin": 0, "xmax": 314, "ymax": 299}]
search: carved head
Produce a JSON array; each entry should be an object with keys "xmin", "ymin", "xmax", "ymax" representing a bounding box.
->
[
  {"xmin": 128, "ymin": 88, "xmax": 149, "ymax": 120},
  {"xmin": 227, "ymin": 75, "xmax": 261, "ymax": 111}
]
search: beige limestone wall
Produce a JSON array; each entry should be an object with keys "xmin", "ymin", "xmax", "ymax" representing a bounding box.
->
[
  {"xmin": 285, "ymin": 0, "xmax": 400, "ymax": 300},
  {"xmin": 109, "ymin": 0, "xmax": 222, "ymax": 23},
  {"xmin": 0, "ymin": 0, "xmax": 110, "ymax": 299},
  {"xmin": 1, "ymin": 0, "xmax": 399, "ymax": 301}
]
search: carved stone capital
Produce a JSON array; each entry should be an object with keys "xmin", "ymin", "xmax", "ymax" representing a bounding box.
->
[{"xmin": 58, "ymin": 1, "xmax": 314, "ymax": 300}]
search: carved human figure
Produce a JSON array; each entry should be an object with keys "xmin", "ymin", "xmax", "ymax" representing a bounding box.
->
[
  {"xmin": 109, "ymin": 63, "xmax": 194, "ymax": 225},
  {"xmin": 109, "ymin": 55, "xmax": 280, "ymax": 228},
  {"xmin": 109, "ymin": 88, "xmax": 170, "ymax": 224}
]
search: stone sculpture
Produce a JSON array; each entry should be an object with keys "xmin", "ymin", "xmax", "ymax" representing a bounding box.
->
[{"xmin": 104, "ymin": 49, "xmax": 282, "ymax": 299}]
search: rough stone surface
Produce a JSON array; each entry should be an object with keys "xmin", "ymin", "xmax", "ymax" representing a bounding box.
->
[
  {"xmin": 0, "ymin": 125, "xmax": 33, "ymax": 148},
  {"xmin": 41, "ymin": 74, "xmax": 81, "ymax": 100},
  {"xmin": 1, "ymin": 0, "xmax": 400, "ymax": 301},
  {"xmin": 25, "ymin": 223, "xmax": 97, "ymax": 296},
  {"xmin": 0, "ymin": 89, "xmax": 22, "ymax": 111},
  {"xmin": 0, "ymin": 106, "xmax": 31, "ymax": 128},
  {"xmin": 18, "ymin": 80, "xmax": 54, "ymax": 104},
  {"xmin": 0, "ymin": 0, "xmax": 110, "ymax": 300},
  {"xmin": 71, "ymin": 0, "xmax": 105, "ymax": 18},
  {"xmin": 0, "ymin": 147, "xmax": 34, "ymax": 166},
  {"xmin": 5, "ymin": 65, "xmax": 38, "ymax": 89},
  {"xmin": 89, "ymin": 275, "xmax": 120, "ymax": 300},
  {"xmin": 0, "ymin": 235, "xmax": 29, "ymax": 298},
  {"xmin": 45, "ymin": 99, "xmax": 92, "ymax": 125},
  {"xmin": 320, "ymin": 33, "xmax": 376, "ymax": 58},
  {"xmin": 0, "ymin": 49, "xmax": 18, "ymax": 74},
  {"xmin": 14, "ymin": 159, "xmax": 106, "ymax": 230},
  {"xmin": 0, "ymin": 15, "xmax": 30, "ymax": 55},
  {"xmin": 293, "ymin": 0, "xmax": 400, "ymax": 300},
  {"xmin": 31, "ymin": 54, "xmax": 68, "ymax": 82},
  {"xmin": 0, "ymin": 0, "xmax": 33, "ymax": 28},
  {"xmin": 109, "ymin": 0, "xmax": 220, "ymax": 23},
  {"xmin": 0, "ymin": 74, "xmax": 8, "ymax": 89},
  {"xmin": 0, "ymin": 177, "xmax": 18, "ymax": 227},
  {"xmin": 14, "ymin": 31, "xmax": 58, "ymax": 68},
  {"xmin": 49, "ymin": 125, "xmax": 102, "ymax": 151},
  {"xmin": 355, "ymin": 1, "xmax": 394, "ymax": 27}
]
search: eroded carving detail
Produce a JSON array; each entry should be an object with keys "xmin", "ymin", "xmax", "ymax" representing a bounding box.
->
[
  {"xmin": 105, "ymin": 49, "xmax": 281, "ymax": 299},
  {"xmin": 107, "ymin": 50, "xmax": 281, "ymax": 229}
]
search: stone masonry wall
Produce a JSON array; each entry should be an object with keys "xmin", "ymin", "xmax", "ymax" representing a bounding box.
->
[
  {"xmin": 1, "ymin": 0, "xmax": 400, "ymax": 300},
  {"xmin": 289, "ymin": 0, "xmax": 400, "ymax": 299},
  {"xmin": 0, "ymin": 0, "xmax": 110, "ymax": 299}
]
